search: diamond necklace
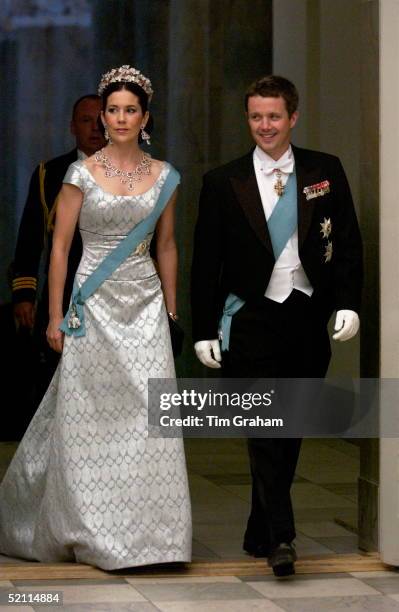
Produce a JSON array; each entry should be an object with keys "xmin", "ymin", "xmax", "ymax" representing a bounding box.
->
[{"xmin": 95, "ymin": 148, "xmax": 152, "ymax": 191}]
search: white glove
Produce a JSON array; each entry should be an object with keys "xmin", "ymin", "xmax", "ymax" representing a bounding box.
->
[
  {"xmin": 194, "ymin": 339, "xmax": 222, "ymax": 368},
  {"xmin": 332, "ymin": 309, "xmax": 360, "ymax": 342}
]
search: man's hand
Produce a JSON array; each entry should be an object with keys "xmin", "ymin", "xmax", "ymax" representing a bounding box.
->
[
  {"xmin": 332, "ymin": 310, "xmax": 359, "ymax": 342},
  {"xmin": 13, "ymin": 301, "xmax": 35, "ymax": 329},
  {"xmin": 194, "ymin": 339, "xmax": 222, "ymax": 368}
]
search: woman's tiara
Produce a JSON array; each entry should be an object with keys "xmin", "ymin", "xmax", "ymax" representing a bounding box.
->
[{"xmin": 98, "ymin": 65, "xmax": 153, "ymax": 100}]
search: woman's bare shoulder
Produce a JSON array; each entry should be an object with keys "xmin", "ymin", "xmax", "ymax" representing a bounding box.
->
[
  {"xmin": 84, "ymin": 153, "xmax": 98, "ymax": 165},
  {"xmin": 150, "ymin": 158, "xmax": 163, "ymax": 169},
  {"xmin": 82, "ymin": 153, "xmax": 102, "ymax": 173},
  {"xmin": 149, "ymin": 157, "xmax": 168, "ymax": 178}
]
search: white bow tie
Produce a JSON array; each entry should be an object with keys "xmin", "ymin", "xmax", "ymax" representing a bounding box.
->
[{"xmin": 262, "ymin": 157, "xmax": 294, "ymax": 175}]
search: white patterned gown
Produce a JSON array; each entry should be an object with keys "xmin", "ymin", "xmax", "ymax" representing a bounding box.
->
[{"xmin": 0, "ymin": 161, "xmax": 192, "ymax": 569}]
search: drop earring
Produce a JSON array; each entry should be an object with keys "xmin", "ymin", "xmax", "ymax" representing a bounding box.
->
[
  {"xmin": 141, "ymin": 127, "xmax": 151, "ymax": 145},
  {"xmin": 104, "ymin": 126, "xmax": 113, "ymax": 145}
]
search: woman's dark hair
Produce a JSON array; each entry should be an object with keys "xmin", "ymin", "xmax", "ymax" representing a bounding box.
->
[{"xmin": 99, "ymin": 81, "xmax": 154, "ymax": 144}]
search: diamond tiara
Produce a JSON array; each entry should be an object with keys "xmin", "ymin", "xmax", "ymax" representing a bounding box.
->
[{"xmin": 98, "ymin": 65, "xmax": 153, "ymax": 100}]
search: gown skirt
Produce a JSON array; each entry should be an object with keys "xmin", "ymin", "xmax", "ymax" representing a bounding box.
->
[{"xmin": 0, "ymin": 161, "xmax": 192, "ymax": 570}]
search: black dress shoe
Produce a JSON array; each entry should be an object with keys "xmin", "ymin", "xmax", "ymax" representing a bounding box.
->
[
  {"xmin": 267, "ymin": 542, "xmax": 297, "ymax": 577},
  {"xmin": 243, "ymin": 541, "xmax": 270, "ymax": 558}
]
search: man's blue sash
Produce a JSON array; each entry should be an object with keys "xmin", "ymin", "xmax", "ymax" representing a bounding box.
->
[
  {"xmin": 219, "ymin": 171, "xmax": 297, "ymax": 351},
  {"xmin": 60, "ymin": 164, "xmax": 180, "ymax": 338}
]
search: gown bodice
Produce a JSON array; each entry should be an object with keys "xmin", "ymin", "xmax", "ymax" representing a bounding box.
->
[{"xmin": 64, "ymin": 161, "xmax": 169, "ymax": 281}]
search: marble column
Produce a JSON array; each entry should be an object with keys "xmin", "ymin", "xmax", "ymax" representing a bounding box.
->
[
  {"xmin": 1, "ymin": 0, "xmax": 273, "ymax": 351},
  {"xmin": 92, "ymin": 0, "xmax": 170, "ymax": 160},
  {"xmin": 132, "ymin": 0, "xmax": 169, "ymax": 161},
  {"xmin": 166, "ymin": 0, "xmax": 272, "ymax": 376},
  {"xmin": 91, "ymin": 0, "xmax": 135, "ymax": 83},
  {"xmin": 0, "ymin": 19, "xmax": 94, "ymax": 303},
  {"xmin": 0, "ymin": 38, "xmax": 17, "ymax": 299},
  {"xmin": 358, "ymin": 0, "xmax": 379, "ymax": 553},
  {"xmin": 379, "ymin": 0, "xmax": 399, "ymax": 565},
  {"xmin": 273, "ymin": 0, "xmax": 379, "ymax": 551}
]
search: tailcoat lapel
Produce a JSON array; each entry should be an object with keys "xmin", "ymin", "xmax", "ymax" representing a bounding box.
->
[
  {"xmin": 292, "ymin": 145, "xmax": 320, "ymax": 250},
  {"xmin": 229, "ymin": 146, "xmax": 323, "ymax": 254},
  {"xmin": 229, "ymin": 151, "xmax": 274, "ymax": 255}
]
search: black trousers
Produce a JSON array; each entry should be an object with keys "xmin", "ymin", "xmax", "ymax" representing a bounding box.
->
[{"xmin": 222, "ymin": 290, "xmax": 331, "ymax": 552}]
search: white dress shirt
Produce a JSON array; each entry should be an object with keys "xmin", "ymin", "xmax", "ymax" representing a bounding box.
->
[{"xmin": 253, "ymin": 145, "xmax": 313, "ymax": 303}]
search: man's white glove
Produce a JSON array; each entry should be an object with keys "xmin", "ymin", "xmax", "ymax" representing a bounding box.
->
[
  {"xmin": 332, "ymin": 309, "xmax": 359, "ymax": 342},
  {"xmin": 194, "ymin": 339, "xmax": 222, "ymax": 368}
]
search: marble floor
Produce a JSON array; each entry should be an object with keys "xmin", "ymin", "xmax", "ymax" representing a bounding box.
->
[
  {"xmin": 186, "ymin": 438, "xmax": 360, "ymax": 560},
  {"xmin": 0, "ymin": 438, "xmax": 360, "ymax": 562},
  {"xmin": 1, "ymin": 571, "xmax": 399, "ymax": 611},
  {"xmin": 1, "ymin": 438, "xmax": 395, "ymax": 611}
]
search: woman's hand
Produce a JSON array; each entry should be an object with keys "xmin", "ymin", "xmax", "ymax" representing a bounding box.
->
[{"xmin": 46, "ymin": 317, "xmax": 65, "ymax": 353}]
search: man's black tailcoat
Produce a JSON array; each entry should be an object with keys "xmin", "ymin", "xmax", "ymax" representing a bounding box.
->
[
  {"xmin": 12, "ymin": 149, "xmax": 82, "ymax": 313},
  {"xmin": 191, "ymin": 144, "xmax": 363, "ymax": 553},
  {"xmin": 11, "ymin": 149, "xmax": 82, "ymax": 421},
  {"xmin": 191, "ymin": 144, "xmax": 363, "ymax": 342}
]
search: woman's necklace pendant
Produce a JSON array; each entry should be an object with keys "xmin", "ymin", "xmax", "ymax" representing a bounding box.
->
[{"xmin": 95, "ymin": 149, "xmax": 152, "ymax": 191}]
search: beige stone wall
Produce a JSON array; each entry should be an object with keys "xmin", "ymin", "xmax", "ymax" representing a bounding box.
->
[
  {"xmin": 274, "ymin": 0, "xmax": 380, "ymax": 551},
  {"xmin": 380, "ymin": 0, "xmax": 399, "ymax": 565},
  {"xmin": 273, "ymin": 0, "xmax": 363, "ymax": 377}
]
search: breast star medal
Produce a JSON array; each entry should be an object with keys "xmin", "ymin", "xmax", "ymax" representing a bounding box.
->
[
  {"xmin": 274, "ymin": 169, "xmax": 285, "ymax": 197},
  {"xmin": 320, "ymin": 217, "xmax": 332, "ymax": 239},
  {"xmin": 324, "ymin": 241, "xmax": 333, "ymax": 263}
]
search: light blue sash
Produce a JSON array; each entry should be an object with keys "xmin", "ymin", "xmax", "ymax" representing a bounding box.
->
[
  {"xmin": 267, "ymin": 170, "xmax": 297, "ymax": 260},
  {"xmin": 219, "ymin": 293, "xmax": 246, "ymax": 351},
  {"xmin": 219, "ymin": 171, "xmax": 297, "ymax": 351},
  {"xmin": 60, "ymin": 164, "xmax": 180, "ymax": 337}
]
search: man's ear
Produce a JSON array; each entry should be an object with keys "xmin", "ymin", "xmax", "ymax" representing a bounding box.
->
[{"xmin": 290, "ymin": 111, "xmax": 299, "ymax": 129}]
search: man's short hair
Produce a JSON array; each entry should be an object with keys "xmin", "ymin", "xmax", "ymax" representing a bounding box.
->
[
  {"xmin": 72, "ymin": 94, "xmax": 101, "ymax": 119},
  {"xmin": 245, "ymin": 75, "xmax": 299, "ymax": 117}
]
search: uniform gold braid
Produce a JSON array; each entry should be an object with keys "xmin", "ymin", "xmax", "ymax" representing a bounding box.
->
[
  {"xmin": 12, "ymin": 277, "xmax": 37, "ymax": 290},
  {"xmin": 39, "ymin": 162, "xmax": 49, "ymax": 246},
  {"xmin": 39, "ymin": 162, "xmax": 59, "ymax": 233},
  {"xmin": 47, "ymin": 195, "xmax": 58, "ymax": 232}
]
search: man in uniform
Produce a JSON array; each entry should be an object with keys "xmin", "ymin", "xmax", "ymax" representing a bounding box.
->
[
  {"xmin": 12, "ymin": 94, "xmax": 104, "ymax": 409},
  {"xmin": 191, "ymin": 75, "xmax": 362, "ymax": 576}
]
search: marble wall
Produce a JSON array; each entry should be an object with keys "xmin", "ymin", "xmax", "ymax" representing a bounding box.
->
[
  {"xmin": 165, "ymin": 0, "xmax": 273, "ymax": 376},
  {"xmin": 379, "ymin": 0, "xmax": 399, "ymax": 566},
  {"xmin": 0, "ymin": 20, "xmax": 95, "ymax": 299},
  {"xmin": 273, "ymin": 0, "xmax": 380, "ymax": 551},
  {"xmin": 91, "ymin": 0, "xmax": 273, "ymax": 376},
  {"xmin": 0, "ymin": 1, "xmax": 272, "ymax": 382},
  {"xmin": 0, "ymin": 0, "xmax": 386, "ymax": 557},
  {"xmin": 358, "ymin": 0, "xmax": 379, "ymax": 554},
  {"xmin": 273, "ymin": 0, "xmax": 363, "ymax": 379},
  {"xmin": 0, "ymin": 39, "xmax": 17, "ymax": 296}
]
